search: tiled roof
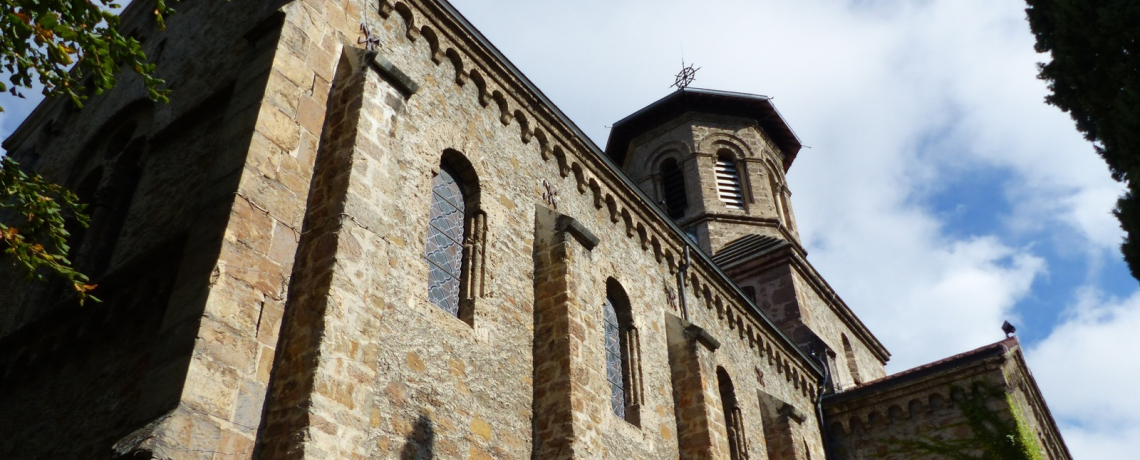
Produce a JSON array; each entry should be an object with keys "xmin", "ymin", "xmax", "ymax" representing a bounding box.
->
[{"xmin": 825, "ymin": 337, "xmax": 1018, "ymax": 404}]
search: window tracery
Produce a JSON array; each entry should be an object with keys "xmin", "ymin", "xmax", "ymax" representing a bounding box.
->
[{"xmin": 425, "ymin": 165, "xmax": 466, "ymax": 316}]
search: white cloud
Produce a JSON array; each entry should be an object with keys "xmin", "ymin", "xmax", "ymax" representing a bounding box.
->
[
  {"xmin": 0, "ymin": 0, "xmax": 1132, "ymax": 456},
  {"xmin": 1027, "ymin": 289, "xmax": 1140, "ymax": 458},
  {"xmin": 449, "ymin": 0, "xmax": 1135, "ymax": 456}
]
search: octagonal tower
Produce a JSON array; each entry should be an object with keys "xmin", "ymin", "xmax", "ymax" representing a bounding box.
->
[{"xmin": 605, "ymin": 88, "xmax": 804, "ymax": 255}]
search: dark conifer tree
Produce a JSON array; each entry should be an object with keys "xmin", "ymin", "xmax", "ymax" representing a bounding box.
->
[{"xmin": 1025, "ymin": 0, "xmax": 1140, "ymax": 281}]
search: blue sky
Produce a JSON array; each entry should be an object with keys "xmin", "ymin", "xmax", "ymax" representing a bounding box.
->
[
  {"xmin": 2, "ymin": 0, "xmax": 1136, "ymax": 457},
  {"xmin": 438, "ymin": 0, "xmax": 1137, "ymax": 457}
]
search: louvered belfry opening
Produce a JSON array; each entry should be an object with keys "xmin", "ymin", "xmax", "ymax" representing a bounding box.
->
[
  {"xmin": 660, "ymin": 158, "xmax": 688, "ymax": 219},
  {"xmin": 715, "ymin": 152, "xmax": 745, "ymax": 210}
]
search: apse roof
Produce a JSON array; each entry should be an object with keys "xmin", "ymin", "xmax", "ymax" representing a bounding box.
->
[{"xmin": 604, "ymin": 88, "xmax": 803, "ymax": 169}]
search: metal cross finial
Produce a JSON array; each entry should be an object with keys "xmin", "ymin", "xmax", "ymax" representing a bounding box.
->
[{"xmin": 671, "ymin": 60, "xmax": 700, "ymax": 89}]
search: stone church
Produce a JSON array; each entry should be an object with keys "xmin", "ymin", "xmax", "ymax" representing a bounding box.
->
[{"xmin": 0, "ymin": 0, "xmax": 1072, "ymax": 458}]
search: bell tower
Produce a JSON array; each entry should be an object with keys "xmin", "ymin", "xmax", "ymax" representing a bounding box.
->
[{"xmin": 605, "ymin": 88, "xmax": 804, "ymax": 255}]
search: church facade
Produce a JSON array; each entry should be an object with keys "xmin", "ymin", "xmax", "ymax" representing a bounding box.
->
[{"xmin": 0, "ymin": 0, "xmax": 1070, "ymax": 459}]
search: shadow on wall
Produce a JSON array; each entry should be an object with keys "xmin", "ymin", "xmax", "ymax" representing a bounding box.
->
[{"xmin": 400, "ymin": 414, "xmax": 436, "ymax": 460}]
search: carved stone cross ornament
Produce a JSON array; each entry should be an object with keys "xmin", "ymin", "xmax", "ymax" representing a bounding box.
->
[
  {"xmin": 542, "ymin": 179, "xmax": 558, "ymax": 209},
  {"xmin": 358, "ymin": 23, "xmax": 381, "ymax": 51}
]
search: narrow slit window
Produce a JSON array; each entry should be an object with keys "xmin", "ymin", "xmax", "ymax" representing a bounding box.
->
[
  {"xmin": 718, "ymin": 367, "xmax": 748, "ymax": 459},
  {"xmin": 603, "ymin": 297, "xmax": 625, "ymax": 418},
  {"xmin": 842, "ymin": 334, "xmax": 863, "ymax": 385},
  {"xmin": 715, "ymin": 153, "xmax": 745, "ymax": 210},
  {"xmin": 603, "ymin": 279, "xmax": 642, "ymax": 424}
]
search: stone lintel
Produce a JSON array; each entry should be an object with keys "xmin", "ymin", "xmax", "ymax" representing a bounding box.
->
[
  {"xmin": 365, "ymin": 51, "xmax": 419, "ymax": 98},
  {"xmin": 680, "ymin": 318, "xmax": 721, "ymax": 351},
  {"xmin": 555, "ymin": 214, "xmax": 599, "ymax": 251}
]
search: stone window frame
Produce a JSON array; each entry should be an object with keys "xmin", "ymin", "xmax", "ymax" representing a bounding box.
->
[
  {"xmin": 60, "ymin": 100, "xmax": 155, "ymax": 281},
  {"xmin": 765, "ymin": 159, "xmax": 792, "ymax": 229},
  {"xmin": 602, "ymin": 277, "xmax": 643, "ymax": 426},
  {"xmin": 841, "ymin": 334, "xmax": 863, "ymax": 386},
  {"xmin": 717, "ymin": 366, "xmax": 750, "ymax": 460},
  {"xmin": 423, "ymin": 149, "xmax": 487, "ymax": 325},
  {"xmin": 658, "ymin": 155, "xmax": 689, "ymax": 220},
  {"xmin": 714, "ymin": 148, "xmax": 748, "ymax": 212}
]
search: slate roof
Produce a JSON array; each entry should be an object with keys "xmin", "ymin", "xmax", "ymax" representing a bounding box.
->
[
  {"xmin": 712, "ymin": 234, "xmax": 790, "ymax": 269},
  {"xmin": 604, "ymin": 88, "xmax": 803, "ymax": 169}
]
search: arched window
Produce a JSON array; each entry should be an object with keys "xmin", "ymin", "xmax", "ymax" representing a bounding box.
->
[
  {"xmin": 603, "ymin": 279, "xmax": 642, "ymax": 424},
  {"xmin": 63, "ymin": 168, "xmax": 104, "ymax": 261},
  {"xmin": 424, "ymin": 152, "xmax": 485, "ymax": 322},
  {"xmin": 715, "ymin": 152, "xmax": 745, "ymax": 210},
  {"xmin": 660, "ymin": 158, "xmax": 688, "ymax": 219},
  {"xmin": 842, "ymin": 334, "xmax": 863, "ymax": 385},
  {"xmin": 717, "ymin": 367, "xmax": 748, "ymax": 459},
  {"xmin": 88, "ymin": 138, "xmax": 145, "ymax": 277}
]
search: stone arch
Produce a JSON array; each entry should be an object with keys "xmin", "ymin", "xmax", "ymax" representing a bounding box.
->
[
  {"xmin": 648, "ymin": 140, "xmax": 692, "ymax": 171},
  {"xmin": 72, "ymin": 99, "xmax": 155, "ymax": 179},
  {"xmin": 716, "ymin": 366, "xmax": 748, "ymax": 460},
  {"xmin": 392, "ymin": 2, "xmax": 420, "ymax": 41},
  {"xmin": 532, "ymin": 128, "xmax": 549, "ymax": 160},
  {"xmin": 588, "ymin": 178, "xmax": 603, "ymax": 209},
  {"xmin": 552, "ymin": 145, "xmax": 569, "ymax": 177},
  {"xmin": 491, "ymin": 90, "xmax": 511, "ymax": 125},
  {"xmin": 887, "ymin": 405, "xmax": 904, "ymax": 423},
  {"xmin": 907, "ymin": 399, "xmax": 924, "ymax": 418},
  {"xmin": 443, "ymin": 48, "xmax": 467, "ymax": 86},
  {"xmin": 65, "ymin": 99, "xmax": 156, "ymax": 277},
  {"xmin": 700, "ymin": 133, "xmax": 753, "ymax": 159},
  {"xmin": 468, "ymin": 69, "xmax": 489, "ymax": 107},
  {"xmin": 419, "ymin": 26, "xmax": 443, "ymax": 63},
  {"xmin": 866, "ymin": 411, "xmax": 882, "ymax": 428},
  {"xmin": 513, "ymin": 110, "xmax": 531, "ymax": 143},
  {"xmin": 601, "ymin": 278, "xmax": 643, "ymax": 422},
  {"xmin": 620, "ymin": 208, "xmax": 634, "ymax": 237},
  {"xmin": 604, "ymin": 194, "xmax": 619, "ymax": 223},
  {"xmin": 425, "ymin": 149, "xmax": 488, "ymax": 323},
  {"xmin": 929, "ymin": 393, "xmax": 947, "ymax": 412},
  {"xmin": 570, "ymin": 163, "xmax": 586, "ymax": 193}
]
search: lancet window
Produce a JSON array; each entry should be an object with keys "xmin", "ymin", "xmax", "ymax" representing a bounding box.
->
[
  {"xmin": 424, "ymin": 152, "xmax": 486, "ymax": 323},
  {"xmin": 660, "ymin": 158, "xmax": 688, "ymax": 219},
  {"xmin": 603, "ymin": 279, "xmax": 642, "ymax": 424},
  {"xmin": 718, "ymin": 367, "xmax": 749, "ymax": 459}
]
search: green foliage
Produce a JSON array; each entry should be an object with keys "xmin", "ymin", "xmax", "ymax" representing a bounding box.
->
[
  {"xmin": 1024, "ymin": 0, "xmax": 1140, "ymax": 281},
  {"xmin": 886, "ymin": 382, "xmax": 1044, "ymax": 460},
  {"xmin": 0, "ymin": 0, "xmax": 173, "ymax": 112},
  {"xmin": 0, "ymin": 0, "xmax": 174, "ymax": 303},
  {"xmin": 0, "ymin": 156, "xmax": 96, "ymax": 303}
]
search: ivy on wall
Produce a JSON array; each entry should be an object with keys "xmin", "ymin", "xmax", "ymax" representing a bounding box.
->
[{"xmin": 885, "ymin": 382, "xmax": 1044, "ymax": 460}]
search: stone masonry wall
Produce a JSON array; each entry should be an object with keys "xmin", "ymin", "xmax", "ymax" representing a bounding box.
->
[
  {"xmin": 0, "ymin": 0, "xmax": 300, "ymax": 458},
  {"xmin": 0, "ymin": 0, "xmax": 838, "ymax": 458},
  {"xmin": 823, "ymin": 346, "xmax": 1069, "ymax": 460},
  {"xmin": 730, "ymin": 254, "xmax": 888, "ymax": 393},
  {"xmin": 790, "ymin": 269, "xmax": 888, "ymax": 387},
  {"xmin": 253, "ymin": 0, "xmax": 832, "ymax": 458},
  {"xmin": 620, "ymin": 115, "xmax": 798, "ymax": 254}
]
